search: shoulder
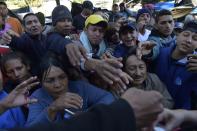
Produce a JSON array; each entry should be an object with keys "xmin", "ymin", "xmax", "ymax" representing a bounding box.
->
[
  {"xmin": 31, "ymin": 87, "xmax": 48, "ymax": 99},
  {"xmin": 7, "ymin": 17, "xmax": 21, "ymax": 23},
  {"xmin": 68, "ymin": 80, "xmax": 93, "ymax": 90}
]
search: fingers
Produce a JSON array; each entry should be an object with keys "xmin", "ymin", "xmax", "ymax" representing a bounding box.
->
[
  {"xmin": 15, "ymin": 76, "xmax": 39, "ymax": 92},
  {"xmin": 66, "ymin": 44, "xmax": 80, "ymax": 66},
  {"xmin": 105, "ymin": 59, "xmax": 123, "ymax": 68},
  {"xmin": 64, "ymin": 93, "xmax": 83, "ymax": 109},
  {"xmin": 186, "ymin": 57, "xmax": 197, "ymax": 72},
  {"xmin": 141, "ymin": 42, "xmax": 156, "ymax": 50},
  {"xmin": 79, "ymin": 45, "xmax": 88, "ymax": 59},
  {"xmin": 2, "ymin": 32, "xmax": 12, "ymax": 44},
  {"xmin": 100, "ymin": 74, "xmax": 114, "ymax": 85},
  {"xmin": 7, "ymin": 30, "xmax": 20, "ymax": 37},
  {"xmin": 65, "ymin": 43, "xmax": 87, "ymax": 66}
]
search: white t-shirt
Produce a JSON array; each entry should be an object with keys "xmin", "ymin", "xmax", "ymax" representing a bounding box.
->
[{"xmin": 138, "ymin": 29, "xmax": 151, "ymax": 42}]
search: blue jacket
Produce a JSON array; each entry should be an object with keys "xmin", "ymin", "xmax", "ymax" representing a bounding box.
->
[
  {"xmin": 113, "ymin": 44, "xmax": 137, "ymax": 58},
  {"xmin": 46, "ymin": 32, "xmax": 72, "ymax": 55},
  {"xmin": 10, "ymin": 32, "xmax": 72, "ymax": 75},
  {"xmin": 26, "ymin": 80, "xmax": 115, "ymax": 126},
  {"xmin": 0, "ymin": 91, "xmax": 25, "ymax": 129},
  {"xmin": 153, "ymin": 46, "xmax": 197, "ymax": 109},
  {"xmin": 10, "ymin": 33, "xmax": 47, "ymax": 74},
  {"xmin": 148, "ymin": 29, "xmax": 176, "ymax": 60}
]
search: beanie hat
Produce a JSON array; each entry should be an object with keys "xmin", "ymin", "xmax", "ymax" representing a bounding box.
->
[
  {"xmin": 82, "ymin": 1, "xmax": 93, "ymax": 10},
  {"xmin": 52, "ymin": 5, "xmax": 72, "ymax": 26},
  {"xmin": 136, "ymin": 8, "xmax": 151, "ymax": 21}
]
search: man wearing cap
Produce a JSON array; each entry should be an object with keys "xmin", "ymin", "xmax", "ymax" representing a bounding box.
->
[
  {"xmin": 73, "ymin": 1, "xmax": 93, "ymax": 33},
  {"xmin": 113, "ymin": 23, "xmax": 138, "ymax": 58},
  {"xmin": 48, "ymin": 6, "xmax": 133, "ymax": 91},
  {"xmin": 136, "ymin": 8, "xmax": 152, "ymax": 42},
  {"xmin": 80, "ymin": 14, "xmax": 108, "ymax": 58},
  {"xmin": 149, "ymin": 21, "xmax": 197, "ymax": 109}
]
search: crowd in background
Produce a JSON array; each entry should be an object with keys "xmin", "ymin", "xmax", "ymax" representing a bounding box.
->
[{"xmin": 0, "ymin": 0, "xmax": 197, "ymax": 130}]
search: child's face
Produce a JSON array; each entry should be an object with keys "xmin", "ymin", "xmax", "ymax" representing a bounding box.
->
[{"xmin": 120, "ymin": 30, "xmax": 137, "ymax": 47}]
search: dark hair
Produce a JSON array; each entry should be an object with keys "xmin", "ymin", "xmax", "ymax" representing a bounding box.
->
[
  {"xmin": 155, "ymin": 9, "xmax": 172, "ymax": 23},
  {"xmin": 1, "ymin": 51, "xmax": 30, "ymax": 75},
  {"xmin": 122, "ymin": 46, "xmax": 137, "ymax": 70},
  {"xmin": 35, "ymin": 12, "xmax": 45, "ymax": 26},
  {"xmin": 112, "ymin": 4, "xmax": 118, "ymax": 8},
  {"xmin": 0, "ymin": 2, "xmax": 7, "ymax": 7},
  {"xmin": 82, "ymin": 0, "xmax": 93, "ymax": 10},
  {"xmin": 104, "ymin": 27, "xmax": 118, "ymax": 42},
  {"xmin": 38, "ymin": 52, "xmax": 68, "ymax": 82},
  {"xmin": 119, "ymin": 2, "xmax": 125, "ymax": 7},
  {"xmin": 23, "ymin": 13, "xmax": 37, "ymax": 26},
  {"xmin": 122, "ymin": 46, "xmax": 146, "ymax": 71}
]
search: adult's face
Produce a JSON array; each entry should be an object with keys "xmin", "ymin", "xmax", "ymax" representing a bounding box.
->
[
  {"xmin": 55, "ymin": 18, "xmax": 73, "ymax": 36},
  {"xmin": 0, "ymin": 4, "xmax": 8, "ymax": 17},
  {"xmin": 85, "ymin": 25, "xmax": 105, "ymax": 45},
  {"xmin": 176, "ymin": 30, "xmax": 197, "ymax": 54},
  {"xmin": 42, "ymin": 65, "xmax": 68, "ymax": 98},
  {"xmin": 125, "ymin": 55, "xmax": 147, "ymax": 86},
  {"xmin": 120, "ymin": 30, "xmax": 137, "ymax": 47},
  {"xmin": 138, "ymin": 13, "xmax": 151, "ymax": 25},
  {"xmin": 156, "ymin": 15, "xmax": 174, "ymax": 36},
  {"xmin": 4, "ymin": 59, "xmax": 30, "ymax": 83},
  {"xmin": 24, "ymin": 15, "xmax": 42, "ymax": 35},
  {"xmin": 112, "ymin": 6, "xmax": 119, "ymax": 13}
]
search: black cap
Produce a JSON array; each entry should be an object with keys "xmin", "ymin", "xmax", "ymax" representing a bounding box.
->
[
  {"xmin": 82, "ymin": 1, "xmax": 93, "ymax": 10},
  {"xmin": 183, "ymin": 20, "xmax": 197, "ymax": 33},
  {"xmin": 119, "ymin": 23, "xmax": 137, "ymax": 35}
]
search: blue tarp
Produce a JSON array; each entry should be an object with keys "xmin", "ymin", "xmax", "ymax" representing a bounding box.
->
[
  {"xmin": 154, "ymin": 1, "xmax": 175, "ymax": 11},
  {"xmin": 191, "ymin": 7, "xmax": 197, "ymax": 14}
]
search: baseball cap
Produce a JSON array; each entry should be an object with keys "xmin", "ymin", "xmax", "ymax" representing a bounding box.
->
[
  {"xmin": 119, "ymin": 23, "xmax": 137, "ymax": 35},
  {"xmin": 85, "ymin": 14, "xmax": 108, "ymax": 28},
  {"xmin": 183, "ymin": 20, "xmax": 197, "ymax": 33}
]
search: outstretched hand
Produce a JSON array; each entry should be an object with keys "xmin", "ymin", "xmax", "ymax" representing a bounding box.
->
[
  {"xmin": 136, "ymin": 41, "xmax": 156, "ymax": 59},
  {"xmin": 1, "ymin": 76, "xmax": 39, "ymax": 110}
]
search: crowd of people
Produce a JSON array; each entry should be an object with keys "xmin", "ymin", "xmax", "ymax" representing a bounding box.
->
[{"xmin": 0, "ymin": 0, "xmax": 197, "ymax": 130}]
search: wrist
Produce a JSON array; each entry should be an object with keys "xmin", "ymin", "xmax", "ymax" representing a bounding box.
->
[{"xmin": 84, "ymin": 58, "xmax": 100, "ymax": 72}]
